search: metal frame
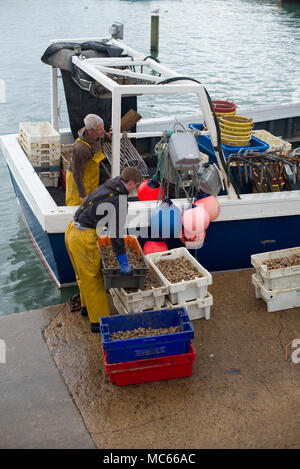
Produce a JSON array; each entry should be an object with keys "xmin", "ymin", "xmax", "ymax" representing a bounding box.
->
[{"xmin": 50, "ymin": 38, "xmax": 238, "ymax": 198}]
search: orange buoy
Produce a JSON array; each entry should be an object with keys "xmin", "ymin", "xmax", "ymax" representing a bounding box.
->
[
  {"xmin": 143, "ymin": 240, "xmax": 168, "ymax": 255},
  {"xmin": 137, "ymin": 178, "xmax": 164, "ymax": 201}
]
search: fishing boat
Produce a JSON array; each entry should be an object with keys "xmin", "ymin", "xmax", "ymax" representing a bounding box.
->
[{"xmin": 1, "ymin": 31, "xmax": 300, "ymax": 288}]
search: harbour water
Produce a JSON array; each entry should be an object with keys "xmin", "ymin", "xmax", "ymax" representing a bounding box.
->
[{"xmin": 0, "ymin": 0, "xmax": 299, "ymax": 315}]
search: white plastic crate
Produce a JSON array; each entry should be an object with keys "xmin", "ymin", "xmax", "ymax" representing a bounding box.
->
[
  {"xmin": 109, "ymin": 288, "xmax": 127, "ymax": 315},
  {"xmin": 251, "ymin": 247, "xmax": 300, "ymax": 290},
  {"xmin": 38, "ymin": 171, "xmax": 60, "ymax": 188},
  {"xmin": 172, "ymin": 292, "xmax": 213, "ymax": 320},
  {"xmin": 110, "ymin": 287, "xmax": 212, "ymax": 320},
  {"xmin": 18, "ymin": 136, "xmax": 61, "ymax": 168},
  {"xmin": 252, "ymin": 130, "xmax": 292, "ymax": 156},
  {"xmin": 19, "ymin": 122, "xmax": 61, "ymax": 172},
  {"xmin": 252, "ymin": 273, "xmax": 300, "ymax": 312},
  {"xmin": 19, "ymin": 122, "xmax": 60, "ymax": 148},
  {"xmin": 146, "ymin": 247, "xmax": 212, "ymax": 304},
  {"xmin": 114, "ymin": 267, "xmax": 169, "ymax": 313},
  {"xmin": 109, "ymin": 288, "xmax": 171, "ymax": 315}
]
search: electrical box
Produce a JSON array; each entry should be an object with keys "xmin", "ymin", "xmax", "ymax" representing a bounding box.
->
[{"xmin": 168, "ymin": 132, "xmax": 201, "ymax": 171}]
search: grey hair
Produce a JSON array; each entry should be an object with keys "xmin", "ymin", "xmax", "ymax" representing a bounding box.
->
[{"xmin": 84, "ymin": 114, "xmax": 104, "ymax": 129}]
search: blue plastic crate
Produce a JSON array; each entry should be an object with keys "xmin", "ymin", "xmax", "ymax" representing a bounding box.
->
[
  {"xmin": 100, "ymin": 307, "xmax": 194, "ymax": 364},
  {"xmin": 188, "ymin": 123, "xmax": 269, "ymax": 164}
]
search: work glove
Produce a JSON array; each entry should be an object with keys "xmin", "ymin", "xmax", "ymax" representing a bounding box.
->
[{"xmin": 116, "ymin": 253, "xmax": 132, "ymax": 274}]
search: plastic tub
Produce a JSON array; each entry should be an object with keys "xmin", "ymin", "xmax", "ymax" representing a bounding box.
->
[
  {"xmin": 251, "ymin": 247, "xmax": 300, "ymax": 290},
  {"xmin": 146, "ymin": 247, "xmax": 212, "ymax": 304},
  {"xmin": 219, "ymin": 123, "xmax": 253, "ymax": 136},
  {"xmin": 97, "ymin": 235, "xmax": 148, "ymax": 290},
  {"xmin": 252, "ymin": 273, "xmax": 300, "ymax": 313},
  {"xmin": 100, "ymin": 307, "xmax": 194, "ymax": 364},
  {"xmin": 110, "ymin": 286, "xmax": 213, "ymax": 321},
  {"xmin": 109, "ymin": 288, "xmax": 171, "ymax": 315},
  {"xmin": 212, "ymin": 100, "xmax": 237, "ymax": 114},
  {"xmin": 188, "ymin": 123, "xmax": 269, "ymax": 162},
  {"xmin": 103, "ymin": 343, "xmax": 196, "ymax": 385},
  {"xmin": 221, "ymin": 134, "xmax": 251, "ymax": 147},
  {"xmin": 19, "ymin": 121, "xmax": 60, "ymax": 148},
  {"xmin": 113, "ymin": 267, "xmax": 169, "ymax": 313},
  {"xmin": 109, "ymin": 288, "xmax": 128, "ymax": 315},
  {"xmin": 221, "ymin": 123, "xmax": 253, "ymax": 136},
  {"xmin": 216, "ymin": 111, "xmax": 236, "ymax": 118},
  {"xmin": 171, "ymin": 292, "xmax": 213, "ymax": 321}
]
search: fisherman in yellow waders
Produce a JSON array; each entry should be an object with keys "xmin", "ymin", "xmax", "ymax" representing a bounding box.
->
[
  {"xmin": 65, "ymin": 167, "xmax": 142, "ymax": 332},
  {"xmin": 65, "ymin": 113, "xmax": 112, "ymax": 206}
]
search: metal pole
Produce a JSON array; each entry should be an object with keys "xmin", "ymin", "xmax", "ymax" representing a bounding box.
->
[
  {"xmin": 50, "ymin": 67, "xmax": 59, "ymax": 131},
  {"xmin": 151, "ymin": 13, "xmax": 159, "ymax": 54},
  {"xmin": 111, "ymin": 88, "xmax": 121, "ymax": 177}
]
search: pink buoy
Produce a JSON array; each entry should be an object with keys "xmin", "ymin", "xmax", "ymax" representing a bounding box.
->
[
  {"xmin": 182, "ymin": 206, "xmax": 210, "ymax": 238},
  {"xmin": 181, "ymin": 231, "xmax": 206, "ymax": 249},
  {"xmin": 194, "ymin": 196, "xmax": 220, "ymax": 221},
  {"xmin": 143, "ymin": 240, "xmax": 168, "ymax": 255}
]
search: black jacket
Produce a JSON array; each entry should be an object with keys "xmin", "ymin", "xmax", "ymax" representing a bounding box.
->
[{"xmin": 74, "ymin": 177, "xmax": 128, "ymax": 256}]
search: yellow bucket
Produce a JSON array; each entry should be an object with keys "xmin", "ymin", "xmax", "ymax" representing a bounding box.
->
[
  {"xmin": 220, "ymin": 115, "xmax": 253, "ymax": 129},
  {"xmin": 221, "ymin": 136, "xmax": 251, "ymax": 146},
  {"xmin": 220, "ymin": 123, "xmax": 252, "ymax": 137},
  {"xmin": 215, "ymin": 110, "xmax": 236, "ymax": 118}
]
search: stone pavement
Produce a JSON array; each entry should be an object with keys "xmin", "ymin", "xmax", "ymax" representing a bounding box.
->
[{"xmin": 1, "ymin": 269, "xmax": 300, "ymax": 449}]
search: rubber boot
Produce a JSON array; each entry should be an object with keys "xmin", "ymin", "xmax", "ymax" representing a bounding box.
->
[{"xmin": 91, "ymin": 323, "xmax": 100, "ymax": 333}]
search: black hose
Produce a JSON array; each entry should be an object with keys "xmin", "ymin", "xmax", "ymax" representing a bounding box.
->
[
  {"xmin": 156, "ymin": 76, "xmax": 202, "ymax": 85},
  {"xmin": 144, "ymin": 55, "xmax": 160, "ymax": 63}
]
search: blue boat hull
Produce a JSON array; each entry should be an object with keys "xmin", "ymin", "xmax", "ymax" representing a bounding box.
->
[
  {"xmin": 9, "ymin": 169, "xmax": 75, "ymax": 286},
  {"xmin": 182, "ymin": 216, "xmax": 300, "ymax": 271},
  {"xmin": 137, "ymin": 216, "xmax": 300, "ymax": 272},
  {"xmin": 8, "ymin": 169, "xmax": 300, "ymax": 287}
]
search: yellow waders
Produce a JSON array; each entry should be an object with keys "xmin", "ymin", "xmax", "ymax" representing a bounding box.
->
[
  {"xmin": 65, "ymin": 139, "xmax": 106, "ymax": 206},
  {"xmin": 65, "ymin": 221, "xmax": 110, "ymax": 324}
]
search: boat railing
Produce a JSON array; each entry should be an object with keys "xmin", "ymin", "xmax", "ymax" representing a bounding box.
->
[{"xmin": 51, "ymin": 38, "xmax": 235, "ymax": 199}]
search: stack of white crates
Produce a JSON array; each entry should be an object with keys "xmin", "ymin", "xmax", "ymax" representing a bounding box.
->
[
  {"xmin": 251, "ymin": 247, "xmax": 300, "ymax": 312},
  {"xmin": 146, "ymin": 247, "xmax": 213, "ymax": 320},
  {"xmin": 19, "ymin": 122, "xmax": 61, "ymax": 187}
]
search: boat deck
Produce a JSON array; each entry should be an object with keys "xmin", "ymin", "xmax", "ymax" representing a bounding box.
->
[{"xmin": 1, "ymin": 269, "xmax": 300, "ymax": 449}]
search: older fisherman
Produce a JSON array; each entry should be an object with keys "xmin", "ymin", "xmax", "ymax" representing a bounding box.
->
[{"xmin": 65, "ymin": 114, "xmax": 112, "ymax": 206}]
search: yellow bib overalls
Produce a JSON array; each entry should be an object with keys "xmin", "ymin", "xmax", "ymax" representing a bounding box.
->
[
  {"xmin": 65, "ymin": 138, "xmax": 106, "ymax": 206},
  {"xmin": 65, "ymin": 221, "xmax": 110, "ymax": 325}
]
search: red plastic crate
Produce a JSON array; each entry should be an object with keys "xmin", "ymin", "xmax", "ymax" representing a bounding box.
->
[{"xmin": 103, "ymin": 343, "xmax": 196, "ymax": 386}]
